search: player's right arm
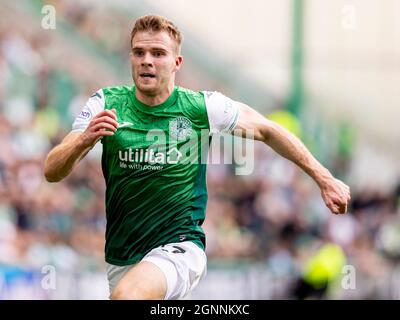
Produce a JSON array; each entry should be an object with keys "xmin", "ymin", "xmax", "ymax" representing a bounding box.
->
[
  {"xmin": 44, "ymin": 109, "xmax": 118, "ymax": 182},
  {"xmin": 44, "ymin": 89, "xmax": 119, "ymax": 182}
]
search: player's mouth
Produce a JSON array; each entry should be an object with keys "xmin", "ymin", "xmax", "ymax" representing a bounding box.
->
[{"xmin": 140, "ymin": 73, "xmax": 156, "ymax": 79}]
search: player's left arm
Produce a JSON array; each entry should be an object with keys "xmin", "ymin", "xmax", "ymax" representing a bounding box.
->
[{"xmin": 233, "ymin": 102, "xmax": 351, "ymax": 215}]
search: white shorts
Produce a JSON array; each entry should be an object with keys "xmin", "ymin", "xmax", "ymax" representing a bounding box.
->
[{"xmin": 106, "ymin": 241, "xmax": 207, "ymax": 300}]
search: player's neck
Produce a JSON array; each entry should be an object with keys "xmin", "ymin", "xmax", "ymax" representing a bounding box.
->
[{"xmin": 135, "ymin": 84, "xmax": 175, "ymax": 107}]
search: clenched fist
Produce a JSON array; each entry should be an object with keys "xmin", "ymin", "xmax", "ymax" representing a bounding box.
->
[
  {"xmin": 320, "ymin": 177, "xmax": 351, "ymax": 214},
  {"xmin": 80, "ymin": 109, "xmax": 118, "ymax": 148}
]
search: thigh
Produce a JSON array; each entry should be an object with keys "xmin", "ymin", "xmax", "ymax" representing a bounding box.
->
[
  {"xmin": 142, "ymin": 241, "xmax": 207, "ymax": 300},
  {"xmin": 110, "ymin": 260, "xmax": 167, "ymax": 300},
  {"xmin": 107, "ymin": 263, "xmax": 134, "ymax": 295},
  {"xmin": 109, "ymin": 241, "xmax": 207, "ymax": 300}
]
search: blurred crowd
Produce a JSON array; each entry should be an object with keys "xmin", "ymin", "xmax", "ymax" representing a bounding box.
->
[{"xmin": 0, "ymin": 1, "xmax": 399, "ymax": 299}]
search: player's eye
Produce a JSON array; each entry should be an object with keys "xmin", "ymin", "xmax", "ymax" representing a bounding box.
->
[
  {"xmin": 133, "ymin": 50, "xmax": 144, "ymax": 56},
  {"xmin": 153, "ymin": 51, "xmax": 164, "ymax": 57}
]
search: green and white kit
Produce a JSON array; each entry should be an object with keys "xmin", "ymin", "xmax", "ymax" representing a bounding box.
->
[{"xmin": 72, "ymin": 85, "xmax": 239, "ymax": 266}]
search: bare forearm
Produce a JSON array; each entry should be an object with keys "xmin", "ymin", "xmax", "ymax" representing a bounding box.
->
[
  {"xmin": 44, "ymin": 134, "xmax": 91, "ymax": 182},
  {"xmin": 234, "ymin": 102, "xmax": 350, "ymax": 214},
  {"xmin": 44, "ymin": 109, "xmax": 118, "ymax": 182},
  {"xmin": 263, "ymin": 122, "xmax": 333, "ymax": 187}
]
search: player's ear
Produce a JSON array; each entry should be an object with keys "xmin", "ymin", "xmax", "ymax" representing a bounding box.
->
[{"xmin": 174, "ymin": 55, "xmax": 183, "ymax": 72}]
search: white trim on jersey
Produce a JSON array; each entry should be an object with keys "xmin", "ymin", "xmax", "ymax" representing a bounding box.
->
[
  {"xmin": 203, "ymin": 91, "xmax": 240, "ymax": 135},
  {"xmin": 71, "ymin": 89, "xmax": 240, "ymax": 135},
  {"xmin": 71, "ymin": 89, "xmax": 105, "ymax": 133}
]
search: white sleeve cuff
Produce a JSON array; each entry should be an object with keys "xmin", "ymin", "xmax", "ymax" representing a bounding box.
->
[{"xmin": 203, "ymin": 91, "xmax": 239, "ymax": 134}]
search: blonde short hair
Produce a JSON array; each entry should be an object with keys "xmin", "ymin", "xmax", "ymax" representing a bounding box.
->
[{"xmin": 130, "ymin": 15, "xmax": 183, "ymax": 52}]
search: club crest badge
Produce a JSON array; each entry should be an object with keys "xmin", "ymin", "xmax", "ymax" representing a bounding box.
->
[{"xmin": 169, "ymin": 116, "xmax": 193, "ymax": 141}]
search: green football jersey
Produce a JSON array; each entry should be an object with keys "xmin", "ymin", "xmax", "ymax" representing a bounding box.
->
[{"xmin": 72, "ymin": 85, "xmax": 239, "ymax": 265}]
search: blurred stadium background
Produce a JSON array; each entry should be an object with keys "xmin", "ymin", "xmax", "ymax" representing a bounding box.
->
[{"xmin": 0, "ymin": 0, "xmax": 399, "ymax": 299}]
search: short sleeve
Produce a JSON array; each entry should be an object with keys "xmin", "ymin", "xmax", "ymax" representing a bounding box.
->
[
  {"xmin": 203, "ymin": 91, "xmax": 239, "ymax": 134},
  {"xmin": 71, "ymin": 89, "xmax": 105, "ymax": 133}
]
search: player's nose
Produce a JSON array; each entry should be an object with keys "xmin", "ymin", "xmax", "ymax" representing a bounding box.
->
[{"xmin": 141, "ymin": 52, "xmax": 153, "ymax": 67}]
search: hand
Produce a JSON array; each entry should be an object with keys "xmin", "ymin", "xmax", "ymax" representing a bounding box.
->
[
  {"xmin": 80, "ymin": 109, "xmax": 118, "ymax": 148},
  {"xmin": 320, "ymin": 177, "xmax": 351, "ymax": 214}
]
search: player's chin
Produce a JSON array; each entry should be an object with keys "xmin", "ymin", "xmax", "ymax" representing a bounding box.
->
[{"xmin": 136, "ymin": 81, "xmax": 158, "ymax": 92}]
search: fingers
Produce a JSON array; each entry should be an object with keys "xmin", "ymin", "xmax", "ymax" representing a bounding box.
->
[
  {"xmin": 91, "ymin": 122, "xmax": 118, "ymax": 133},
  {"xmin": 87, "ymin": 109, "xmax": 119, "ymax": 135},
  {"xmin": 91, "ymin": 131, "xmax": 114, "ymax": 146},
  {"xmin": 81, "ymin": 109, "xmax": 118, "ymax": 147},
  {"xmin": 327, "ymin": 202, "xmax": 341, "ymax": 215},
  {"xmin": 93, "ymin": 129, "xmax": 115, "ymax": 143},
  {"xmin": 90, "ymin": 116, "xmax": 119, "ymax": 131},
  {"xmin": 94, "ymin": 109, "xmax": 117, "ymax": 121},
  {"xmin": 328, "ymin": 197, "xmax": 349, "ymax": 215},
  {"xmin": 321, "ymin": 178, "xmax": 351, "ymax": 215}
]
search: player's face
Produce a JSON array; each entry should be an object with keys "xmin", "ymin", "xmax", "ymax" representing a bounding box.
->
[{"xmin": 130, "ymin": 31, "xmax": 182, "ymax": 95}]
